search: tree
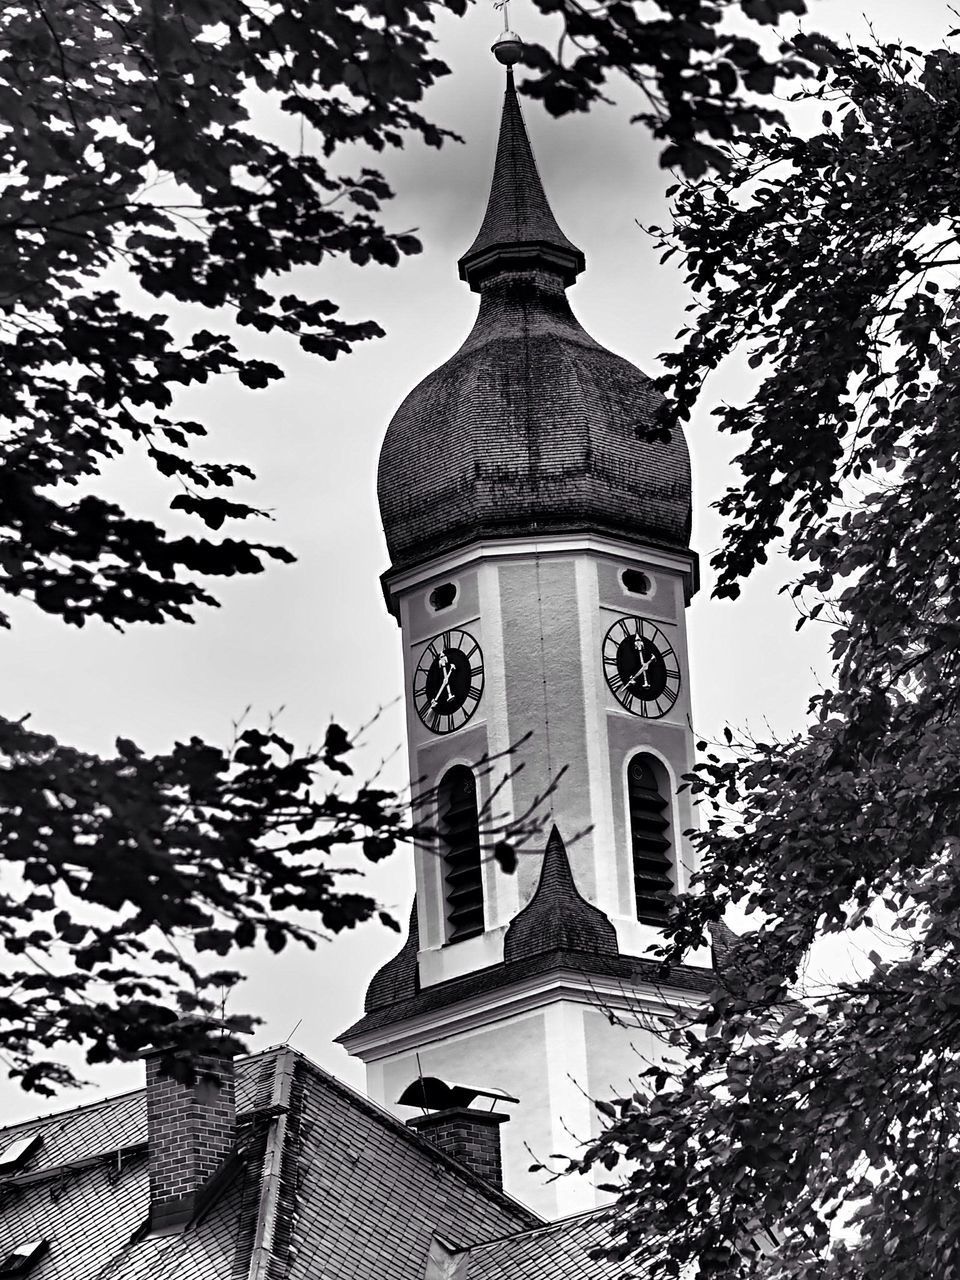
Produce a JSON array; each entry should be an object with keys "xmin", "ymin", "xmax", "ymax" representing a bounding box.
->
[
  {"xmin": 0, "ymin": 0, "xmax": 813, "ymax": 1090},
  {"xmin": 577, "ymin": 27, "xmax": 960, "ymax": 1280}
]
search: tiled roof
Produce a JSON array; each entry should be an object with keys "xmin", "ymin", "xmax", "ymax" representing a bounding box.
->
[
  {"xmin": 0, "ymin": 1050, "xmax": 279, "ymax": 1280},
  {"xmin": 464, "ymin": 1210, "xmax": 640, "ymax": 1278},
  {"xmin": 280, "ymin": 1058, "xmax": 537, "ymax": 1280},
  {"xmin": 0, "ymin": 1058, "xmax": 267, "ymax": 1179},
  {"xmin": 363, "ymin": 828, "xmax": 626, "ymax": 1016},
  {"xmin": 0, "ymin": 1047, "xmax": 540, "ymax": 1280},
  {"xmin": 377, "ymin": 267, "xmax": 692, "ymax": 574},
  {"xmin": 340, "ymin": 943, "xmax": 716, "ymax": 1044},
  {"xmin": 459, "ymin": 69, "xmax": 584, "ymax": 290},
  {"xmin": 503, "ymin": 826, "xmax": 620, "ymax": 963}
]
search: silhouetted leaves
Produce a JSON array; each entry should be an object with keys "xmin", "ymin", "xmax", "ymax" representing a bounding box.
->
[
  {"xmin": 493, "ymin": 840, "xmax": 518, "ymax": 876},
  {"xmin": 520, "ymin": 0, "xmax": 812, "ymax": 175},
  {"xmin": 0, "ymin": 712, "xmax": 409, "ymax": 1093}
]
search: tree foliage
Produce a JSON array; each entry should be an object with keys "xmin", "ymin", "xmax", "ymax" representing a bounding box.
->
[
  {"xmin": 0, "ymin": 714, "xmax": 408, "ymax": 1092},
  {"xmin": 580, "ymin": 27, "xmax": 960, "ymax": 1280},
  {"xmin": 521, "ymin": 0, "xmax": 811, "ymax": 176},
  {"xmin": 0, "ymin": 0, "xmax": 816, "ymax": 1088}
]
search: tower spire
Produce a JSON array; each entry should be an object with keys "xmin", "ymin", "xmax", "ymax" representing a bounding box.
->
[{"xmin": 458, "ymin": 38, "xmax": 585, "ymax": 292}]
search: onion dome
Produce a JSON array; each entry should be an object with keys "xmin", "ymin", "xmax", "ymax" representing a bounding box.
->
[
  {"xmin": 377, "ymin": 66, "xmax": 692, "ymax": 576},
  {"xmin": 504, "ymin": 826, "xmax": 619, "ymax": 963}
]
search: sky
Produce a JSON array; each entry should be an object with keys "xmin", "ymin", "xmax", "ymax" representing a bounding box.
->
[{"xmin": 1, "ymin": 0, "xmax": 956, "ymax": 1124}]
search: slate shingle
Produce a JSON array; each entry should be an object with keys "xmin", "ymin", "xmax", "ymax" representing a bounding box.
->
[
  {"xmin": 459, "ymin": 70, "xmax": 584, "ymax": 289},
  {"xmin": 364, "ymin": 897, "xmax": 420, "ymax": 1011}
]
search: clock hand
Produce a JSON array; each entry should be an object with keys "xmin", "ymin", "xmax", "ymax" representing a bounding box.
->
[
  {"xmin": 427, "ymin": 655, "xmax": 455, "ymax": 710},
  {"xmin": 624, "ymin": 648, "xmax": 655, "ymax": 692}
]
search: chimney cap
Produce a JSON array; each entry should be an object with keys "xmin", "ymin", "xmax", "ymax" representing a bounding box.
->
[{"xmin": 397, "ymin": 1075, "xmax": 519, "ymax": 1112}]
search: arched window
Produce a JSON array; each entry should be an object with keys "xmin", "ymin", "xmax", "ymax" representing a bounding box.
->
[
  {"xmin": 627, "ymin": 754, "xmax": 673, "ymax": 923},
  {"xmin": 438, "ymin": 766, "xmax": 484, "ymax": 941}
]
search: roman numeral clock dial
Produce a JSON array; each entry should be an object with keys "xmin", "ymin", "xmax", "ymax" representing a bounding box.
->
[
  {"xmin": 413, "ymin": 629, "xmax": 485, "ymax": 735},
  {"xmin": 602, "ymin": 616, "xmax": 681, "ymax": 718}
]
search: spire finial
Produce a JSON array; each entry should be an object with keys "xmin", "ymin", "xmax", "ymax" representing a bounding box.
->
[
  {"xmin": 492, "ymin": 0, "xmax": 523, "ymax": 66},
  {"xmin": 458, "ymin": 25, "xmax": 585, "ymax": 292}
]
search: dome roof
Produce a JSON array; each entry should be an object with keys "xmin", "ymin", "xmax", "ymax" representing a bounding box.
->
[
  {"xmin": 377, "ymin": 71, "xmax": 691, "ymax": 575},
  {"xmin": 503, "ymin": 826, "xmax": 619, "ymax": 964}
]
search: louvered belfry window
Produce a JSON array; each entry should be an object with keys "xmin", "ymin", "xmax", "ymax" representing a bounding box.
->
[
  {"xmin": 627, "ymin": 754, "xmax": 674, "ymax": 923},
  {"xmin": 439, "ymin": 766, "xmax": 484, "ymax": 941}
]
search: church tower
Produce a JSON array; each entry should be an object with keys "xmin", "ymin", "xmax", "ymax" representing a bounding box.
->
[{"xmin": 339, "ymin": 39, "xmax": 716, "ymax": 1219}]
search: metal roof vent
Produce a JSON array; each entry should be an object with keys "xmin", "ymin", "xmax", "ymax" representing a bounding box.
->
[
  {"xmin": 0, "ymin": 1240, "xmax": 50, "ymax": 1277},
  {"xmin": 0, "ymin": 1133, "xmax": 42, "ymax": 1176}
]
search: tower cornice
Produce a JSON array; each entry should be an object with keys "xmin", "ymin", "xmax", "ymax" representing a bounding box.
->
[
  {"xmin": 380, "ymin": 532, "xmax": 700, "ymax": 619},
  {"xmin": 338, "ymin": 956, "xmax": 711, "ymax": 1064}
]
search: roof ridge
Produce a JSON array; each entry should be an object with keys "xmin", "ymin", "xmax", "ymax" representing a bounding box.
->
[
  {"xmin": 0, "ymin": 1045, "xmax": 290, "ymax": 1138},
  {"xmin": 246, "ymin": 1046, "xmax": 298, "ymax": 1280},
  {"xmin": 291, "ymin": 1054, "xmax": 543, "ymax": 1230}
]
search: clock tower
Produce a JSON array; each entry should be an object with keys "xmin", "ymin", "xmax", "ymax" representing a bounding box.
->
[{"xmin": 339, "ymin": 38, "xmax": 716, "ymax": 1218}]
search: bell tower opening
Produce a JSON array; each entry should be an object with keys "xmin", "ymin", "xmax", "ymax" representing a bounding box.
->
[
  {"xmin": 438, "ymin": 766, "xmax": 483, "ymax": 942},
  {"xmin": 626, "ymin": 753, "xmax": 674, "ymax": 924}
]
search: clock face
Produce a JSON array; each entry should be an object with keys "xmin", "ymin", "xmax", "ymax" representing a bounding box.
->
[
  {"xmin": 413, "ymin": 628, "xmax": 484, "ymax": 735},
  {"xmin": 602, "ymin": 616, "xmax": 681, "ymax": 718}
]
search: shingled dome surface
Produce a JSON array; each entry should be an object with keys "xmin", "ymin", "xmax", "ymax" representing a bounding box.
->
[
  {"xmin": 504, "ymin": 825, "xmax": 619, "ymax": 964},
  {"xmin": 377, "ymin": 72, "xmax": 691, "ymax": 574}
]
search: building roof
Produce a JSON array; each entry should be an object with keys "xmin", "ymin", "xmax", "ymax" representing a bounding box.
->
[
  {"xmin": 350, "ymin": 825, "xmax": 714, "ymax": 1045},
  {"xmin": 0, "ymin": 1047, "xmax": 541, "ymax": 1280},
  {"xmin": 377, "ymin": 68, "xmax": 692, "ymax": 579},
  {"xmin": 365, "ymin": 896, "xmax": 420, "ymax": 1011},
  {"xmin": 363, "ymin": 827, "xmax": 627, "ymax": 1016}
]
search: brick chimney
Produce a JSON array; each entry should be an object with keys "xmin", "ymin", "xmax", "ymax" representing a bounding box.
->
[
  {"xmin": 143, "ymin": 1043, "xmax": 237, "ymax": 1233},
  {"xmin": 406, "ymin": 1108, "xmax": 508, "ymax": 1187}
]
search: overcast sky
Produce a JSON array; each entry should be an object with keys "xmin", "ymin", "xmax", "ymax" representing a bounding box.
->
[{"xmin": 2, "ymin": 0, "xmax": 956, "ymax": 1123}]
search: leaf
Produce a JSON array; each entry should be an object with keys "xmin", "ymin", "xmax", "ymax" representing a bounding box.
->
[{"xmin": 493, "ymin": 841, "xmax": 517, "ymax": 875}]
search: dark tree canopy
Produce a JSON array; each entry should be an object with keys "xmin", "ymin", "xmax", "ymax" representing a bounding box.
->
[
  {"xmin": 577, "ymin": 28, "xmax": 960, "ymax": 1280},
  {"xmin": 0, "ymin": 0, "xmax": 817, "ymax": 1090}
]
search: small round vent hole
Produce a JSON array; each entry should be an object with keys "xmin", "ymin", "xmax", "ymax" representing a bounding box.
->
[
  {"xmin": 622, "ymin": 569, "xmax": 651, "ymax": 596},
  {"xmin": 429, "ymin": 582, "xmax": 457, "ymax": 611}
]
